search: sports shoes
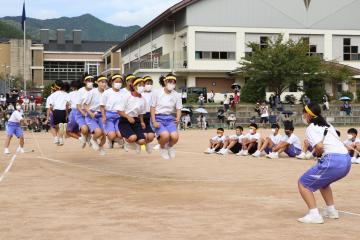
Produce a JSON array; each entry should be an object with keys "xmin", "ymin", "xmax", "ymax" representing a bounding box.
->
[
  {"xmin": 160, "ymin": 147, "xmax": 170, "ymax": 160},
  {"xmin": 16, "ymin": 147, "xmax": 25, "ymax": 154},
  {"xmin": 355, "ymin": 158, "xmax": 360, "ymax": 164},
  {"xmin": 240, "ymin": 150, "xmax": 249, "ymax": 156},
  {"xmin": 54, "ymin": 137, "xmax": 59, "ymax": 144},
  {"xmin": 351, "ymin": 157, "xmax": 359, "ymax": 164},
  {"xmin": 204, "ymin": 148, "xmax": 215, "ymax": 154},
  {"xmin": 236, "ymin": 150, "xmax": 244, "ymax": 156},
  {"xmin": 322, "ymin": 209, "xmax": 339, "ymax": 219},
  {"xmin": 79, "ymin": 136, "xmax": 86, "ymax": 148},
  {"xmin": 168, "ymin": 146, "xmax": 176, "ymax": 159},
  {"xmin": 219, "ymin": 148, "xmax": 229, "ymax": 155},
  {"xmin": 296, "ymin": 152, "xmax": 306, "ymax": 160},
  {"xmin": 297, "ymin": 213, "xmax": 324, "ymax": 224},
  {"xmin": 90, "ymin": 137, "xmax": 100, "ymax": 151},
  {"xmin": 153, "ymin": 144, "xmax": 160, "ymax": 150},
  {"xmin": 305, "ymin": 151, "xmax": 314, "ymax": 160},
  {"xmin": 135, "ymin": 144, "xmax": 141, "ymax": 154},
  {"xmin": 99, "ymin": 147, "xmax": 106, "ymax": 156},
  {"xmin": 145, "ymin": 144, "xmax": 152, "ymax": 154},
  {"xmin": 58, "ymin": 137, "xmax": 64, "ymax": 146},
  {"xmin": 252, "ymin": 150, "xmax": 261, "ymax": 157},
  {"xmin": 267, "ymin": 152, "xmax": 279, "ymax": 159},
  {"xmin": 4, "ymin": 148, "xmax": 10, "ymax": 155}
]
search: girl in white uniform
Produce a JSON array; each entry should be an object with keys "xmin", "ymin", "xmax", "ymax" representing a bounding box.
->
[
  {"xmin": 118, "ymin": 77, "xmax": 147, "ymax": 153},
  {"xmin": 141, "ymin": 76, "xmax": 156, "ymax": 152},
  {"xmin": 150, "ymin": 74, "xmax": 182, "ymax": 160},
  {"xmin": 84, "ymin": 76, "xmax": 107, "ymax": 155},
  {"xmin": 46, "ymin": 84, "xmax": 59, "ymax": 144},
  {"xmin": 4, "ymin": 104, "xmax": 26, "ymax": 154},
  {"xmin": 66, "ymin": 80, "xmax": 81, "ymax": 140}
]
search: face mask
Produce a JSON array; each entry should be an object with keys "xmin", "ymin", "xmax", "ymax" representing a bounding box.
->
[
  {"xmin": 145, "ymin": 84, "xmax": 153, "ymax": 92},
  {"xmin": 166, "ymin": 83, "xmax": 176, "ymax": 91},
  {"xmin": 271, "ymin": 129, "xmax": 276, "ymax": 133},
  {"xmin": 302, "ymin": 115, "xmax": 308, "ymax": 125},
  {"xmin": 347, "ymin": 134, "xmax": 354, "ymax": 140},
  {"xmin": 249, "ymin": 129, "xmax": 254, "ymax": 134},
  {"xmin": 113, "ymin": 83, "xmax": 122, "ymax": 90},
  {"xmin": 136, "ymin": 86, "xmax": 145, "ymax": 94},
  {"xmin": 218, "ymin": 134, "xmax": 222, "ymax": 137},
  {"xmin": 86, "ymin": 82, "xmax": 93, "ymax": 89},
  {"xmin": 16, "ymin": 105, "xmax": 21, "ymax": 110}
]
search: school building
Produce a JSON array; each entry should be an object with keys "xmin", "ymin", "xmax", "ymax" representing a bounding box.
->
[
  {"xmin": 0, "ymin": 29, "xmax": 121, "ymax": 93},
  {"xmin": 113, "ymin": 0, "xmax": 360, "ymax": 99}
]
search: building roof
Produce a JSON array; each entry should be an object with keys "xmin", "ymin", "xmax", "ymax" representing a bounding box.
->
[
  {"xmin": 41, "ymin": 40, "xmax": 119, "ymax": 53},
  {"xmin": 112, "ymin": 0, "xmax": 199, "ymax": 52}
]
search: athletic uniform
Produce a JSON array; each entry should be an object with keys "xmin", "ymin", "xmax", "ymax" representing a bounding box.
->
[
  {"xmin": 142, "ymin": 90, "xmax": 154, "ymax": 133},
  {"xmin": 211, "ymin": 135, "xmax": 226, "ymax": 152},
  {"xmin": 84, "ymin": 88, "xmax": 104, "ymax": 133},
  {"xmin": 300, "ymin": 124, "xmax": 351, "ymax": 192},
  {"xmin": 75, "ymin": 87, "xmax": 90, "ymax": 129},
  {"xmin": 343, "ymin": 137, "xmax": 360, "ymax": 157},
  {"xmin": 281, "ymin": 133, "xmax": 302, "ymax": 157},
  {"xmin": 228, "ymin": 134, "xmax": 245, "ymax": 154},
  {"xmin": 46, "ymin": 94, "xmax": 55, "ymax": 129},
  {"xmin": 67, "ymin": 90, "xmax": 80, "ymax": 132},
  {"xmin": 6, "ymin": 110, "xmax": 24, "ymax": 138},
  {"xmin": 264, "ymin": 133, "xmax": 282, "ymax": 154},
  {"xmin": 49, "ymin": 90, "xmax": 69, "ymax": 125},
  {"xmin": 100, "ymin": 88, "xmax": 124, "ymax": 135},
  {"xmin": 150, "ymin": 88, "xmax": 182, "ymax": 136},
  {"xmin": 244, "ymin": 132, "xmax": 261, "ymax": 154}
]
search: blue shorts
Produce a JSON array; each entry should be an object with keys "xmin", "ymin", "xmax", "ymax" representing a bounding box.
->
[
  {"xmin": 264, "ymin": 146, "xmax": 275, "ymax": 154},
  {"xmin": 75, "ymin": 109, "xmax": 87, "ymax": 128},
  {"xmin": 104, "ymin": 111, "xmax": 120, "ymax": 134},
  {"xmin": 118, "ymin": 117, "xmax": 145, "ymax": 140},
  {"xmin": 151, "ymin": 114, "xmax": 177, "ymax": 136},
  {"xmin": 49, "ymin": 112, "xmax": 55, "ymax": 128},
  {"xmin": 284, "ymin": 144, "xmax": 302, "ymax": 157},
  {"xmin": 299, "ymin": 153, "xmax": 351, "ymax": 192},
  {"xmin": 67, "ymin": 109, "xmax": 79, "ymax": 132},
  {"xmin": 85, "ymin": 111, "xmax": 104, "ymax": 133},
  {"xmin": 7, "ymin": 121, "xmax": 23, "ymax": 138}
]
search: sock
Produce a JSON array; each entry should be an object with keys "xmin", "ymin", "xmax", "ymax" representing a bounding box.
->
[
  {"xmin": 327, "ymin": 205, "xmax": 336, "ymax": 212},
  {"xmin": 309, "ymin": 208, "xmax": 320, "ymax": 216}
]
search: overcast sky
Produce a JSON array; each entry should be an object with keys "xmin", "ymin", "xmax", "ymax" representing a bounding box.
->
[{"xmin": 0, "ymin": 0, "xmax": 180, "ymax": 26}]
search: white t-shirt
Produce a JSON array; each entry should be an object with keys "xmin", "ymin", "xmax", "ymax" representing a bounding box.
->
[
  {"xmin": 260, "ymin": 106, "xmax": 269, "ymax": 118},
  {"xmin": 244, "ymin": 132, "xmax": 261, "ymax": 142},
  {"xmin": 270, "ymin": 133, "xmax": 282, "ymax": 145},
  {"xmin": 281, "ymin": 133, "xmax": 302, "ymax": 150},
  {"xmin": 224, "ymin": 97, "xmax": 230, "ymax": 105},
  {"xmin": 100, "ymin": 88, "xmax": 125, "ymax": 112},
  {"xmin": 142, "ymin": 91, "xmax": 152, "ymax": 113},
  {"xmin": 8, "ymin": 110, "xmax": 23, "ymax": 123},
  {"xmin": 120, "ymin": 88, "xmax": 132, "ymax": 98},
  {"xmin": 46, "ymin": 93, "xmax": 54, "ymax": 109},
  {"xmin": 151, "ymin": 88, "xmax": 182, "ymax": 115},
  {"xmin": 343, "ymin": 138, "xmax": 360, "ymax": 146},
  {"xmin": 68, "ymin": 91, "xmax": 79, "ymax": 109},
  {"xmin": 211, "ymin": 135, "xmax": 226, "ymax": 142},
  {"xmin": 117, "ymin": 94, "xmax": 147, "ymax": 117},
  {"xmin": 76, "ymin": 87, "xmax": 91, "ymax": 108},
  {"xmin": 0, "ymin": 96, "xmax": 6, "ymax": 102},
  {"xmin": 49, "ymin": 91, "xmax": 70, "ymax": 110},
  {"xmin": 306, "ymin": 123, "xmax": 348, "ymax": 155},
  {"xmin": 84, "ymin": 88, "xmax": 104, "ymax": 112}
]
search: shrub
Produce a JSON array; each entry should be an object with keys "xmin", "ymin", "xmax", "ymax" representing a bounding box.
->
[
  {"xmin": 357, "ymin": 89, "xmax": 360, "ymax": 102},
  {"xmin": 340, "ymin": 91, "xmax": 354, "ymax": 101},
  {"xmin": 240, "ymin": 80, "xmax": 265, "ymax": 103},
  {"xmin": 284, "ymin": 94, "xmax": 296, "ymax": 104}
]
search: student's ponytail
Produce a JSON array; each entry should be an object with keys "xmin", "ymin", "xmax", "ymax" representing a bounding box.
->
[
  {"xmin": 304, "ymin": 103, "xmax": 330, "ymax": 127},
  {"xmin": 159, "ymin": 75, "xmax": 165, "ymax": 87}
]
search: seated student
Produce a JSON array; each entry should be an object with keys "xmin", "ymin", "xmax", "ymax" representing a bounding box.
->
[
  {"xmin": 237, "ymin": 123, "xmax": 261, "ymax": 156},
  {"xmin": 343, "ymin": 128, "xmax": 360, "ymax": 164},
  {"xmin": 252, "ymin": 123, "xmax": 282, "ymax": 157},
  {"xmin": 204, "ymin": 128, "xmax": 226, "ymax": 154},
  {"xmin": 296, "ymin": 139, "xmax": 315, "ymax": 160},
  {"xmin": 267, "ymin": 122, "xmax": 302, "ymax": 159},
  {"xmin": 218, "ymin": 126, "xmax": 245, "ymax": 155}
]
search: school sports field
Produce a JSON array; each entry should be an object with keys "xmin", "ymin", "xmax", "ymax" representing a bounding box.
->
[{"xmin": 0, "ymin": 127, "xmax": 359, "ymax": 240}]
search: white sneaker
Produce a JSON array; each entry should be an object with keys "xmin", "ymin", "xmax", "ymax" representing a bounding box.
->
[
  {"xmin": 241, "ymin": 150, "xmax": 249, "ymax": 156},
  {"xmin": 145, "ymin": 144, "xmax": 152, "ymax": 154},
  {"xmin": 219, "ymin": 148, "xmax": 229, "ymax": 155},
  {"xmin": 351, "ymin": 157, "xmax": 358, "ymax": 164},
  {"xmin": 135, "ymin": 144, "xmax": 141, "ymax": 154},
  {"xmin": 58, "ymin": 137, "xmax": 64, "ymax": 146},
  {"xmin": 296, "ymin": 152, "xmax": 306, "ymax": 159},
  {"xmin": 297, "ymin": 214, "xmax": 324, "ymax": 224},
  {"xmin": 236, "ymin": 150, "xmax": 244, "ymax": 156},
  {"xmin": 305, "ymin": 151, "xmax": 314, "ymax": 160},
  {"xmin": 90, "ymin": 138, "xmax": 100, "ymax": 151},
  {"xmin": 160, "ymin": 147, "xmax": 170, "ymax": 160},
  {"xmin": 4, "ymin": 148, "xmax": 10, "ymax": 155},
  {"xmin": 252, "ymin": 150, "xmax": 261, "ymax": 157},
  {"xmin": 355, "ymin": 158, "xmax": 360, "ymax": 164},
  {"xmin": 16, "ymin": 147, "xmax": 25, "ymax": 154},
  {"xmin": 168, "ymin": 146, "xmax": 176, "ymax": 159},
  {"xmin": 204, "ymin": 148, "xmax": 215, "ymax": 154},
  {"xmin": 153, "ymin": 144, "xmax": 160, "ymax": 150},
  {"xmin": 54, "ymin": 137, "xmax": 59, "ymax": 144},
  {"xmin": 322, "ymin": 209, "xmax": 339, "ymax": 219},
  {"xmin": 79, "ymin": 136, "xmax": 86, "ymax": 148},
  {"xmin": 267, "ymin": 152, "xmax": 279, "ymax": 159},
  {"xmin": 99, "ymin": 147, "xmax": 106, "ymax": 156}
]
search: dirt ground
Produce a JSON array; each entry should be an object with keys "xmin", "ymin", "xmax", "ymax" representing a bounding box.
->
[{"xmin": 0, "ymin": 127, "xmax": 359, "ymax": 240}]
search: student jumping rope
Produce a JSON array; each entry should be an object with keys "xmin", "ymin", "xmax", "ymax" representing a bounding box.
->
[
  {"xmin": 4, "ymin": 103, "xmax": 26, "ymax": 154},
  {"xmin": 297, "ymin": 103, "xmax": 351, "ymax": 224},
  {"xmin": 150, "ymin": 74, "xmax": 182, "ymax": 160},
  {"xmin": 118, "ymin": 77, "xmax": 147, "ymax": 153},
  {"xmin": 66, "ymin": 80, "xmax": 81, "ymax": 140},
  {"xmin": 46, "ymin": 84, "xmax": 59, "ymax": 144},
  {"xmin": 142, "ymin": 76, "xmax": 156, "ymax": 152},
  {"xmin": 83, "ymin": 76, "xmax": 107, "ymax": 155}
]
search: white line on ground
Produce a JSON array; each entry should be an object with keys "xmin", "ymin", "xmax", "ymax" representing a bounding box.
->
[
  {"xmin": 338, "ymin": 210, "xmax": 360, "ymax": 217},
  {"xmin": 0, "ymin": 154, "xmax": 17, "ymax": 183}
]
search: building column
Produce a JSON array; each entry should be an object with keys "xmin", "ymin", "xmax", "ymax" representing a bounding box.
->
[
  {"xmin": 187, "ymin": 27, "xmax": 195, "ymax": 70},
  {"xmin": 236, "ymin": 31, "xmax": 246, "ymax": 61},
  {"xmin": 324, "ymin": 33, "xmax": 333, "ymax": 61},
  {"xmin": 186, "ymin": 75, "xmax": 196, "ymax": 87}
]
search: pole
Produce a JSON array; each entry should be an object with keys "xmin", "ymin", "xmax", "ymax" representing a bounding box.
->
[{"xmin": 23, "ymin": 20, "xmax": 26, "ymax": 95}]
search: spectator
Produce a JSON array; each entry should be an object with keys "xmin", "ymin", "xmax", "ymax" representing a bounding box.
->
[
  {"xmin": 227, "ymin": 113, "xmax": 237, "ymax": 129},
  {"xmin": 0, "ymin": 93, "xmax": 6, "ymax": 105},
  {"xmin": 217, "ymin": 108, "xmax": 225, "ymax": 123},
  {"xmin": 29, "ymin": 95, "xmax": 36, "ymax": 111},
  {"xmin": 209, "ymin": 90, "xmax": 215, "ymax": 103},
  {"xmin": 181, "ymin": 89, "xmax": 187, "ymax": 104},
  {"xmin": 232, "ymin": 90, "xmax": 240, "ymax": 109},
  {"xmin": 302, "ymin": 95, "xmax": 311, "ymax": 106},
  {"xmin": 269, "ymin": 94, "xmax": 276, "ymax": 111},
  {"xmin": 275, "ymin": 92, "xmax": 281, "ymax": 109},
  {"xmin": 181, "ymin": 113, "xmax": 191, "ymax": 130},
  {"xmin": 223, "ymin": 95, "xmax": 230, "ymax": 111},
  {"xmin": 23, "ymin": 96, "xmax": 30, "ymax": 112},
  {"xmin": 260, "ymin": 101, "xmax": 269, "ymax": 128},
  {"xmin": 254, "ymin": 102, "xmax": 261, "ymax": 117},
  {"xmin": 197, "ymin": 114, "xmax": 207, "ymax": 130},
  {"xmin": 198, "ymin": 93, "xmax": 205, "ymax": 106},
  {"xmin": 343, "ymin": 101, "xmax": 352, "ymax": 116}
]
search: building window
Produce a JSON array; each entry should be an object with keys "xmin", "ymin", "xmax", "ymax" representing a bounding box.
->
[
  {"xmin": 212, "ymin": 52, "xmax": 220, "ymax": 59},
  {"xmin": 260, "ymin": 36, "xmax": 268, "ymax": 49},
  {"xmin": 343, "ymin": 38, "xmax": 360, "ymax": 61},
  {"xmin": 44, "ymin": 61, "xmax": 85, "ymax": 82},
  {"xmin": 195, "ymin": 51, "xmax": 236, "ymax": 60}
]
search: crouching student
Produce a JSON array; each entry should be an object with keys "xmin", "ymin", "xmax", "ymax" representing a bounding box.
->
[
  {"xmin": 118, "ymin": 77, "xmax": 147, "ymax": 154},
  {"xmin": 267, "ymin": 121, "xmax": 302, "ymax": 159},
  {"xmin": 343, "ymin": 128, "xmax": 360, "ymax": 164},
  {"xmin": 4, "ymin": 104, "xmax": 26, "ymax": 154},
  {"xmin": 252, "ymin": 123, "xmax": 282, "ymax": 157},
  {"xmin": 237, "ymin": 123, "xmax": 261, "ymax": 156},
  {"xmin": 205, "ymin": 128, "xmax": 226, "ymax": 154},
  {"xmin": 141, "ymin": 76, "xmax": 156, "ymax": 153},
  {"xmin": 151, "ymin": 74, "xmax": 182, "ymax": 160},
  {"xmin": 218, "ymin": 126, "xmax": 244, "ymax": 155}
]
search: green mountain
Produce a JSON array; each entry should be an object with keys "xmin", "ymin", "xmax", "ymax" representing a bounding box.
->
[
  {"xmin": 0, "ymin": 14, "xmax": 140, "ymax": 41},
  {"xmin": 0, "ymin": 20, "xmax": 24, "ymax": 39}
]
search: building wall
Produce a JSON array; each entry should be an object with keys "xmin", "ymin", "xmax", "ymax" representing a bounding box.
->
[
  {"xmin": 9, "ymin": 39, "xmax": 32, "ymax": 83},
  {"xmin": 0, "ymin": 43, "xmax": 11, "ymax": 70}
]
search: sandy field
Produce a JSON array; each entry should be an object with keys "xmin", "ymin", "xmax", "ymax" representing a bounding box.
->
[{"xmin": 0, "ymin": 127, "xmax": 359, "ymax": 240}]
